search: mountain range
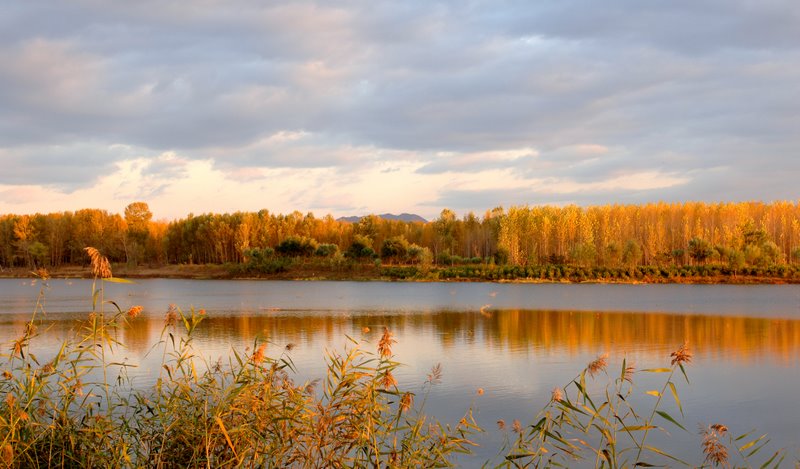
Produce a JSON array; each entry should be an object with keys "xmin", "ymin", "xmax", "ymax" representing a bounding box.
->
[{"xmin": 336, "ymin": 213, "xmax": 428, "ymax": 223}]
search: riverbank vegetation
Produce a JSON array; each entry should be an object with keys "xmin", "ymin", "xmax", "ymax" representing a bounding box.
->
[
  {"xmin": 0, "ymin": 262, "xmax": 480, "ymax": 467},
  {"xmin": 0, "ymin": 251, "xmax": 790, "ymax": 467},
  {"xmin": 5, "ymin": 201, "xmax": 800, "ymax": 283}
]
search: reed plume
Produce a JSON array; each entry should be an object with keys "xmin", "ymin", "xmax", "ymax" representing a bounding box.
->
[
  {"xmin": 380, "ymin": 370, "xmax": 398, "ymax": 389},
  {"xmin": 512, "ymin": 419, "xmax": 522, "ymax": 434},
  {"xmin": 623, "ymin": 361, "xmax": 636, "ymax": 383},
  {"xmin": 586, "ymin": 354, "xmax": 608, "ymax": 377},
  {"xmin": 164, "ymin": 304, "xmax": 178, "ymax": 327},
  {"xmin": 378, "ymin": 327, "xmax": 395, "ymax": 358},
  {"xmin": 427, "ymin": 363, "xmax": 442, "ymax": 384},
  {"xmin": 671, "ymin": 343, "xmax": 693, "ymax": 366},
  {"xmin": 400, "ymin": 392, "xmax": 414, "ymax": 413},
  {"xmin": 84, "ymin": 247, "xmax": 112, "ymax": 278},
  {"xmin": 252, "ymin": 343, "xmax": 267, "ymax": 364},
  {"xmin": 700, "ymin": 423, "xmax": 729, "ymax": 468},
  {"xmin": 126, "ymin": 305, "xmax": 143, "ymax": 319}
]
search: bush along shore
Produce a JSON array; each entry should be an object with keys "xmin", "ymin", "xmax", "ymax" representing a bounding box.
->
[
  {"xmin": 4, "ymin": 258, "xmax": 800, "ymax": 284},
  {"xmin": 7, "ymin": 201, "xmax": 800, "ymax": 286},
  {"xmin": 0, "ymin": 248, "xmax": 793, "ymax": 467}
]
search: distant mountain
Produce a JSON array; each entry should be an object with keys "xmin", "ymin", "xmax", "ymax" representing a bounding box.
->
[{"xmin": 337, "ymin": 213, "xmax": 428, "ymax": 223}]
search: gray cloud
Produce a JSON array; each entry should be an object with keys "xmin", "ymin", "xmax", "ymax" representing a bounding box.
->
[
  {"xmin": 0, "ymin": 143, "xmax": 136, "ymax": 188},
  {"xmin": 1, "ymin": 0, "xmax": 799, "ymax": 211}
]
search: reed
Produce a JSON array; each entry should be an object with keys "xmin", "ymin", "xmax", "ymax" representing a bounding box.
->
[
  {"xmin": 494, "ymin": 344, "xmax": 787, "ymax": 468},
  {"xmin": 0, "ymin": 249, "xmax": 479, "ymax": 467}
]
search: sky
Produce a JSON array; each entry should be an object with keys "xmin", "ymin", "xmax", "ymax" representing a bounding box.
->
[{"xmin": 1, "ymin": 0, "xmax": 800, "ymax": 221}]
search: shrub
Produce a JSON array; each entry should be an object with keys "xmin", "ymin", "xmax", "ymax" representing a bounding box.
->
[
  {"xmin": 379, "ymin": 236, "xmax": 409, "ymax": 263},
  {"xmin": 345, "ymin": 235, "xmax": 377, "ymax": 260},
  {"xmin": 276, "ymin": 236, "xmax": 318, "ymax": 257},
  {"xmin": 314, "ymin": 243, "xmax": 339, "ymax": 257},
  {"xmin": 381, "ymin": 266, "xmax": 419, "ymax": 279},
  {"xmin": 240, "ymin": 247, "xmax": 289, "ymax": 274}
]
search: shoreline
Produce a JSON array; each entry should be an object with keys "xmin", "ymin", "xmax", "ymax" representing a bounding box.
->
[{"xmin": 2, "ymin": 264, "xmax": 799, "ymax": 285}]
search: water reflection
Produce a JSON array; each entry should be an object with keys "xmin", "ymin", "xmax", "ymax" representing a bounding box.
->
[
  {"xmin": 4, "ymin": 301, "xmax": 800, "ymax": 463},
  {"xmin": 6, "ymin": 309, "xmax": 799, "ymax": 372}
]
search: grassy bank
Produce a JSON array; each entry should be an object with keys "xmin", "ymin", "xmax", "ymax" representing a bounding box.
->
[{"xmin": 3, "ymin": 260, "xmax": 800, "ymax": 284}]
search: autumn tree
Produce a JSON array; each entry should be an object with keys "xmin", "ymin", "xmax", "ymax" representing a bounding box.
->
[
  {"xmin": 13, "ymin": 215, "xmax": 36, "ymax": 269},
  {"xmin": 124, "ymin": 202, "xmax": 153, "ymax": 265},
  {"xmin": 433, "ymin": 209, "xmax": 457, "ymax": 260}
]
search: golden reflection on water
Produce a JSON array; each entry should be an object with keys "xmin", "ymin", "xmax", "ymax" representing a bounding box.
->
[
  {"xmin": 88, "ymin": 309, "xmax": 800, "ymax": 365},
  {"xmin": 3, "ymin": 309, "xmax": 799, "ymax": 365}
]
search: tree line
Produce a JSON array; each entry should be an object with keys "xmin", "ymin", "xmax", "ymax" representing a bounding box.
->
[{"xmin": 3, "ymin": 201, "xmax": 800, "ymax": 272}]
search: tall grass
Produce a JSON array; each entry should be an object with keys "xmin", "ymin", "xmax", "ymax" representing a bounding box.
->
[
  {"xmin": 494, "ymin": 346, "xmax": 787, "ymax": 468},
  {"xmin": 0, "ymin": 248, "xmax": 792, "ymax": 467},
  {"xmin": 0, "ymin": 249, "xmax": 479, "ymax": 467}
]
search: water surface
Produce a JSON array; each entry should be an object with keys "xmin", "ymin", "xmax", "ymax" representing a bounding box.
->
[{"xmin": 1, "ymin": 279, "xmax": 799, "ymax": 465}]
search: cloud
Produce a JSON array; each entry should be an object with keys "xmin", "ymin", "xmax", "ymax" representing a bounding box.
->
[
  {"xmin": 0, "ymin": 142, "xmax": 141, "ymax": 188},
  {"xmin": 425, "ymin": 164, "xmax": 692, "ymax": 210},
  {"xmin": 501, "ymin": 0, "xmax": 800, "ymax": 55},
  {"xmin": 416, "ymin": 148, "xmax": 538, "ymax": 174},
  {"xmin": 1, "ymin": 0, "xmax": 799, "ymax": 216}
]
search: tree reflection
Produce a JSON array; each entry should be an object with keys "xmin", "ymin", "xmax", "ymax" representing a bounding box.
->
[{"xmin": 5, "ymin": 309, "xmax": 799, "ymax": 368}]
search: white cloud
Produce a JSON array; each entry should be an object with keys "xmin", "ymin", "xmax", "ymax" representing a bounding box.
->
[{"xmin": 542, "ymin": 171, "xmax": 690, "ymax": 193}]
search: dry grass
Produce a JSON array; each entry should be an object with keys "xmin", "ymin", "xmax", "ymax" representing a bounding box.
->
[
  {"xmin": 495, "ymin": 344, "xmax": 788, "ymax": 468},
  {"xmin": 0, "ymin": 248, "xmax": 480, "ymax": 468}
]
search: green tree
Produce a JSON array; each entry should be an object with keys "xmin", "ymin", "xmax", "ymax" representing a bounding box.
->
[
  {"xmin": 570, "ymin": 242, "xmax": 596, "ymax": 268},
  {"xmin": 688, "ymin": 238, "xmax": 713, "ymax": 264},
  {"xmin": 728, "ymin": 249, "xmax": 745, "ymax": 274},
  {"xmin": 791, "ymin": 247, "xmax": 800, "ymax": 265},
  {"xmin": 744, "ymin": 245, "xmax": 762, "ymax": 266},
  {"xmin": 671, "ymin": 249, "xmax": 685, "ymax": 265},
  {"xmin": 741, "ymin": 223, "xmax": 767, "ymax": 247},
  {"xmin": 314, "ymin": 243, "xmax": 339, "ymax": 257},
  {"xmin": 760, "ymin": 241, "xmax": 781, "ymax": 265},
  {"xmin": 494, "ymin": 246, "xmax": 510, "ymax": 266},
  {"xmin": 380, "ymin": 236, "xmax": 409, "ymax": 264},
  {"xmin": 276, "ymin": 236, "xmax": 318, "ymax": 257},
  {"xmin": 346, "ymin": 235, "xmax": 376, "ymax": 260},
  {"xmin": 407, "ymin": 244, "xmax": 433, "ymax": 273},
  {"xmin": 28, "ymin": 241, "xmax": 49, "ymax": 268},
  {"xmin": 605, "ymin": 243, "xmax": 623, "ymax": 268},
  {"xmin": 622, "ymin": 240, "xmax": 642, "ymax": 268}
]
